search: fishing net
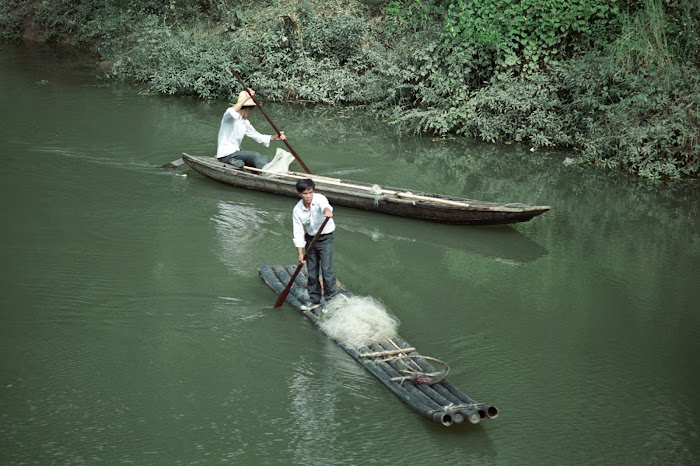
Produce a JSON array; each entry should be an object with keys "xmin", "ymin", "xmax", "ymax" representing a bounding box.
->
[
  {"xmin": 370, "ymin": 184, "xmax": 388, "ymax": 206},
  {"xmin": 262, "ymin": 148, "xmax": 295, "ymax": 173},
  {"xmin": 318, "ymin": 295, "xmax": 400, "ymax": 349}
]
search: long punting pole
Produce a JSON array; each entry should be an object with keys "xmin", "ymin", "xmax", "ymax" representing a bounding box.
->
[
  {"xmin": 230, "ymin": 68, "xmax": 312, "ymax": 174},
  {"xmin": 274, "ymin": 217, "xmax": 331, "ymax": 308}
]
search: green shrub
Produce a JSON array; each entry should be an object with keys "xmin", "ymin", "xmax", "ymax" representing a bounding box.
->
[
  {"xmin": 462, "ymin": 72, "xmax": 574, "ymax": 147},
  {"xmin": 381, "ymin": 0, "xmax": 441, "ymax": 34},
  {"xmin": 223, "ymin": 7, "xmax": 378, "ymax": 104},
  {"xmin": 560, "ymin": 53, "xmax": 699, "ymax": 181},
  {"xmin": 582, "ymin": 72, "xmax": 698, "ymax": 181},
  {"xmin": 0, "ymin": 0, "xmax": 25, "ymax": 40},
  {"xmin": 443, "ymin": 0, "xmax": 621, "ymax": 75}
]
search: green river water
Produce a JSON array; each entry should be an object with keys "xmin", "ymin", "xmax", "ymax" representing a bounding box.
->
[{"xmin": 1, "ymin": 42, "xmax": 699, "ymax": 465}]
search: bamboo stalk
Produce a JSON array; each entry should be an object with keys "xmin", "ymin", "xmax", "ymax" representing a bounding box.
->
[
  {"xmin": 241, "ymin": 166, "xmax": 472, "ymax": 208},
  {"xmin": 388, "ymin": 339, "xmax": 424, "ymax": 372},
  {"xmin": 359, "ymin": 347, "xmax": 417, "ymax": 358}
]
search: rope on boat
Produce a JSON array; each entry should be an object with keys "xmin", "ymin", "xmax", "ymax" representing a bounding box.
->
[
  {"xmin": 437, "ymin": 402, "xmax": 485, "ymax": 412},
  {"xmin": 385, "ymin": 355, "xmax": 450, "ymax": 385},
  {"xmin": 240, "ymin": 165, "xmax": 473, "ymax": 207},
  {"xmin": 359, "ymin": 347, "xmax": 417, "ymax": 358},
  {"xmin": 359, "ymin": 339, "xmax": 450, "ymax": 385}
]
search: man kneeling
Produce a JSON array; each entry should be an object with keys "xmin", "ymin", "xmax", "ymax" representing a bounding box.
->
[{"xmin": 216, "ymin": 88, "xmax": 286, "ymax": 168}]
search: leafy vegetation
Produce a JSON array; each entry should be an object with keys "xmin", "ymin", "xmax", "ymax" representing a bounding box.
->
[{"xmin": 1, "ymin": 0, "xmax": 698, "ymax": 182}]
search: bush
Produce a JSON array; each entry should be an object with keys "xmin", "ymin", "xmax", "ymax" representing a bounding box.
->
[
  {"xmin": 572, "ymin": 63, "xmax": 700, "ymax": 181},
  {"xmin": 443, "ymin": 0, "xmax": 621, "ymax": 75},
  {"xmin": 0, "ymin": 0, "xmax": 26, "ymax": 40},
  {"xmin": 463, "ymin": 71, "xmax": 573, "ymax": 147}
]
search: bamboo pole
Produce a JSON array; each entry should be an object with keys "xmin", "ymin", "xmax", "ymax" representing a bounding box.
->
[
  {"xmin": 359, "ymin": 347, "xmax": 417, "ymax": 358},
  {"xmin": 241, "ymin": 166, "xmax": 473, "ymax": 208}
]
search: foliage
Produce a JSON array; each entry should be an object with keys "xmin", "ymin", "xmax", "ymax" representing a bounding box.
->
[
  {"xmin": 372, "ymin": 0, "xmax": 699, "ymax": 181},
  {"xmin": 562, "ymin": 56, "xmax": 699, "ymax": 181},
  {"xmin": 442, "ymin": 0, "xmax": 621, "ymax": 75},
  {"xmin": 111, "ymin": 19, "xmax": 233, "ymax": 99},
  {"xmin": 463, "ymin": 71, "xmax": 574, "ymax": 147},
  {"xmin": 622, "ymin": 0, "xmax": 700, "ymax": 68},
  {"xmin": 0, "ymin": 0, "xmax": 25, "ymax": 40},
  {"xmin": 381, "ymin": 0, "xmax": 441, "ymax": 33},
  {"xmin": 109, "ymin": 3, "xmax": 383, "ymax": 105}
]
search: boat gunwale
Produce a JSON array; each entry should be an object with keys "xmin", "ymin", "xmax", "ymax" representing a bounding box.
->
[{"xmin": 182, "ymin": 153, "xmax": 551, "ymax": 214}]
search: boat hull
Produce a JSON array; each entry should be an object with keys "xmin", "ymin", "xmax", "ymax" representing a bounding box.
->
[{"xmin": 182, "ymin": 153, "xmax": 549, "ymax": 226}]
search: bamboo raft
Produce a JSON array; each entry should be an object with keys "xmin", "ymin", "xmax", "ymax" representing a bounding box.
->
[{"xmin": 259, "ymin": 264, "xmax": 499, "ymax": 426}]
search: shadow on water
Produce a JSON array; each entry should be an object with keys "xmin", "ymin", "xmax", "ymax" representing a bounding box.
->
[
  {"xmin": 176, "ymin": 157, "xmax": 550, "ymax": 264},
  {"xmin": 341, "ymin": 213, "xmax": 549, "ymax": 265}
]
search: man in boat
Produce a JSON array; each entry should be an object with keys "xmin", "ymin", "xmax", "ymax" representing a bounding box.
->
[
  {"xmin": 216, "ymin": 88, "xmax": 286, "ymax": 168},
  {"xmin": 293, "ymin": 179, "xmax": 338, "ymax": 311}
]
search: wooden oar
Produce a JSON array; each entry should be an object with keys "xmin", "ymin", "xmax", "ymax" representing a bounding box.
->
[
  {"xmin": 230, "ymin": 68, "xmax": 312, "ymax": 174},
  {"xmin": 161, "ymin": 157, "xmax": 186, "ymax": 168},
  {"xmin": 274, "ymin": 217, "xmax": 331, "ymax": 308}
]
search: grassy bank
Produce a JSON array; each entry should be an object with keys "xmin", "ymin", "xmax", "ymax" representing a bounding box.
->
[{"xmin": 2, "ymin": 0, "xmax": 698, "ymax": 182}]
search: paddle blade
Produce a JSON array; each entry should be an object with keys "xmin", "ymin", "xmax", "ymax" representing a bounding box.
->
[
  {"xmin": 274, "ymin": 288, "xmax": 290, "ymax": 308},
  {"xmin": 274, "ymin": 261, "xmax": 306, "ymax": 308},
  {"xmin": 161, "ymin": 157, "xmax": 185, "ymax": 168}
]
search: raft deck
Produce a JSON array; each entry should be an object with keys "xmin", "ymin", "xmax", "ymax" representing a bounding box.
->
[{"xmin": 259, "ymin": 264, "xmax": 499, "ymax": 426}]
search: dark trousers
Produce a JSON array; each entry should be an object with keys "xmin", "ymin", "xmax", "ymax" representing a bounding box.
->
[
  {"xmin": 219, "ymin": 150, "xmax": 269, "ymax": 169},
  {"xmin": 305, "ymin": 232, "xmax": 337, "ymax": 304}
]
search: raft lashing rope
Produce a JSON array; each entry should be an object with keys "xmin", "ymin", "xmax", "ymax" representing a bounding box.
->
[
  {"xmin": 259, "ymin": 264, "xmax": 499, "ymax": 427},
  {"xmin": 382, "ymin": 353, "xmax": 450, "ymax": 385}
]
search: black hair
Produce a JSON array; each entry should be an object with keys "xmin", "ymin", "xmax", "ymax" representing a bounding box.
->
[{"xmin": 295, "ymin": 178, "xmax": 315, "ymax": 193}]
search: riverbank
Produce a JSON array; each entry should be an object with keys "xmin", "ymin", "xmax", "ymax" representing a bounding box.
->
[{"xmin": 1, "ymin": 0, "xmax": 698, "ymax": 182}]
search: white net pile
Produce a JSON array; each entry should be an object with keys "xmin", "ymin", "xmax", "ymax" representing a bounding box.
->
[
  {"xmin": 370, "ymin": 184, "xmax": 385, "ymax": 206},
  {"xmin": 318, "ymin": 295, "xmax": 400, "ymax": 349},
  {"xmin": 262, "ymin": 148, "xmax": 295, "ymax": 173}
]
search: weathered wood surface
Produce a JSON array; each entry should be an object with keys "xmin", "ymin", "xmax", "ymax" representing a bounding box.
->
[
  {"xmin": 183, "ymin": 153, "xmax": 549, "ymax": 226},
  {"xmin": 259, "ymin": 264, "xmax": 499, "ymax": 426}
]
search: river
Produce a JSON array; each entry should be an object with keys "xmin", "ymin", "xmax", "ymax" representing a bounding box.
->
[{"xmin": 1, "ymin": 41, "xmax": 699, "ymax": 465}]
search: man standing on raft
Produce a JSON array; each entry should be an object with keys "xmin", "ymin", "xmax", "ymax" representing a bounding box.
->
[
  {"xmin": 293, "ymin": 179, "xmax": 338, "ymax": 311},
  {"xmin": 216, "ymin": 88, "xmax": 286, "ymax": 168}
]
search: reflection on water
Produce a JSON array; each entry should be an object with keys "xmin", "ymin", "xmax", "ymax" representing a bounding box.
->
[
  {"xmin": 212, "ymin": 200, "xmax": 286, "ymax": 272},
  {"xmin": 341, "ymin": 218, "xmax": 548, "ymax": 265},
  {"xmin": 288, "ymin": 356, "xmax": 340, "ymax": 464}
]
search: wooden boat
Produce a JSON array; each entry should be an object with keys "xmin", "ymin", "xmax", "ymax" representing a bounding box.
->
[
  {"xmin": 259, "ymin": 264, "xmax": 499, "ymax": 426},
  {"xmin": 182, "ymin": 153, "xmax": 549, "ymax": 226}
]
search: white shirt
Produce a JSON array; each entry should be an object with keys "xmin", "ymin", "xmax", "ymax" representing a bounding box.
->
[
  {"xmin": 292, "ymin": 193, "xmax": 335, "ymax": 248},
  {"xmin": 216, "ymin": 108, "xmax": 271, "ymax": 158}
]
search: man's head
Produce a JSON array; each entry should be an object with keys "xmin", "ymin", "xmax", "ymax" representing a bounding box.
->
[
  {"xmin": 235, "ymin": 90, "xmax": 256, "ymax": 107},
  {"xmin": 234, "ymin": 90, "xmax": 256, "ymax": 117},
  {"xmin": 296, "ymin": 179, "xmax": 315, "ymax": 204}
]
